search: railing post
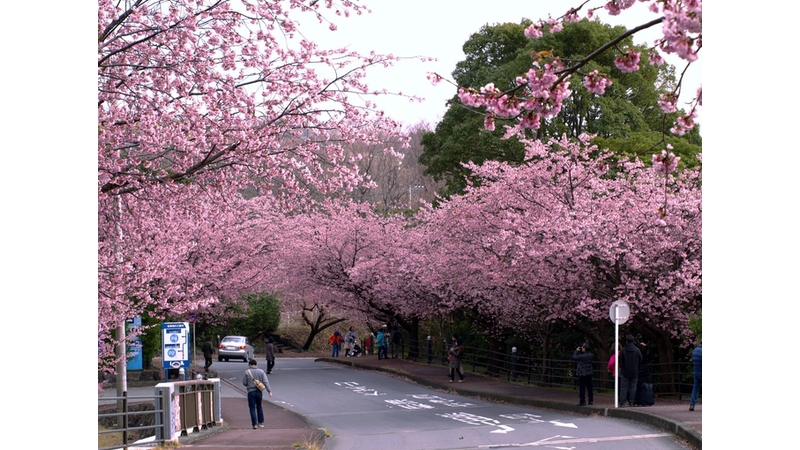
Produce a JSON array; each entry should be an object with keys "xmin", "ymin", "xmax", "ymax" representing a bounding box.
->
[
  {"xmin": 511, "ymin": 347, "xmax": 518, "ymax": 381},
  {"xmin": 122, "ymin": 391, "xmax": 128, "ymax": 448},
  {"xmin": 155, "ymin": 382, "xmax": 178, "ymax": 445},
  {"xmin": 426, "ymin": 336, "xmax": 432, "ymax": 364}
]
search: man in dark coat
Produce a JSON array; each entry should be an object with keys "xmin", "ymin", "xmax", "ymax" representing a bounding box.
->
[
  {"xmin": 572, "ymin": 343, "xmax": 594, "ymax": 406},
  {"xmin": 390, "ymin": 325, "xmax": 402, "ymax": 359},
  {"xmin": 202, "ymin": 340, "xmax": 214, "ymax": 372},
  {"xmin": 618, "ymin": 334, "xmax": 642, "ymax": 407}
]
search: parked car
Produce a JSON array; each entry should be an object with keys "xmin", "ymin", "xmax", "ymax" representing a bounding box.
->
[{"xmin": 217, "ymin": 335, "xmax": 255, "ymax": 362}]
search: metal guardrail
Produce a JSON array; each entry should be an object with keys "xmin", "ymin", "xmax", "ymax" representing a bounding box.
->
[
  {"xmin": 98, "ymin": 390, "xmax": 169, "ymax": 450},
  {"xmin": 98, "ymin": 379, "xmax": 222, "ymax": 449}
]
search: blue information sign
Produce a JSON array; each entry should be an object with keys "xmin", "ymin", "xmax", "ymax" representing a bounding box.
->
[
  {"xmin": 162, "ymin": 322, "xmax": 190, "ymax": 369},
  {"xmin": 127, "ymin": 316, "xmax": 143, "ymax": 370}
]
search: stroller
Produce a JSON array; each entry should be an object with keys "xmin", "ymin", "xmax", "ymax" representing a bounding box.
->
[{"xmin": 350, "ymin": 344, "xmax": 362, "ymax": 357}]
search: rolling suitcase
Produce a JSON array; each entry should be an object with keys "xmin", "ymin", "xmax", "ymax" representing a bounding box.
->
[{"xmin": 634, "ymin": 382, "xmax": 655, "ymax": 406}]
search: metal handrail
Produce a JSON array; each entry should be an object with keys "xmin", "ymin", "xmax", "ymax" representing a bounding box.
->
[
  {"xmin": 397, "ymin": 338, "xmax": 696, "ymax": 399},
  {"xmin": 98, "ymin": 390, "xmax": 169, "ymax": 450},
  {"xmin": 98, "ymin": 379, "xmax": 219, "ymax": 449}
]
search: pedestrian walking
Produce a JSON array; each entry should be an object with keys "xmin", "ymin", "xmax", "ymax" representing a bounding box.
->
[
  {"xmin": 265, "ymin": 337, "xmax": 276, "ymax": 374},
  {"xmin": 344, "ymin": 327, "xmax": 357, "ymax": 357},
  {"xmin": 376, "ymin": 326, "xmax": 388, "ymax": 359},
  {"xmin": 572, "ymin": 343, "xmax": 594, "ymax": 406},
  {"xmin": 448, "ymin": 336, "xmax": 465, "ymax": 382},
  {"xmin": 390, "ymin": 325, "xmax": 402, "ymax": 358},
  {"xmin": 329, "ymin": 329, "xmax": 343, "ymax": 357},
  {"xmin": 618, "ymin": 334, "xmax": 642, "ymax": 407},
  {"xmin": 202, "ymin": 339, "xmax": 214, "ymax": 372},
  {"xmin": 242, "ymin": 359, "xmax": 272, "ymax": 429},
  {"xmin": 689, "ymin": 342, "xmax": 702, "ymax": 411}
]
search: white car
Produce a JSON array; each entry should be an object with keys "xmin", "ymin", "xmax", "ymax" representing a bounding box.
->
[{"xmin": 217, "ymin": 335, "xmax": 255, "ymax": 362}]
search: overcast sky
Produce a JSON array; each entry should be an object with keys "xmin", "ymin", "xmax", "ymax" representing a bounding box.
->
[{"xmin": 301, "ymin": 0, "xmax": 701, "ymax": 128}]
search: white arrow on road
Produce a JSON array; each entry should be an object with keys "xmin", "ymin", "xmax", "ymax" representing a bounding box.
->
[
  {"xmin": 549, "ymin": 420, "xmax": 577, "ymax": 428},
  {"xmin": 490, "ymin": 425, "xmax": 515, "ymax": 434}
]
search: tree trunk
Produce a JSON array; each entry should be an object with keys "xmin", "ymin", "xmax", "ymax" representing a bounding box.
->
[{"xmin": 300, "ymin": 303, "xmax": 346, "ymax": 351}]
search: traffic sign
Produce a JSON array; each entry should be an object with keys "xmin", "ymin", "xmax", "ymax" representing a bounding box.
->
[{"xmin": 609, "ymin": 300, "xmax": 630, "ymax": 325}]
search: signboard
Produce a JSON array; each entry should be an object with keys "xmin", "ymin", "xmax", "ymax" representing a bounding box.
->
[
  {"xmin": 609, "ymin": 300, "xmax": 630, "ymax": 325},
  {"xmin": 162, "ymin": 322, "xmax": 190, "ymax": 369},
  {"xmin": 126, "ymin": 316, "xmax": 143, "ymax": 370}
]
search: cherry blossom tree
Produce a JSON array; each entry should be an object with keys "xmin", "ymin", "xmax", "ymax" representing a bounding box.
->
[
  {"xmin": 415, "ymin": 133, "xmax": 700, "ymax": 373},
  {"xmin": 98, "ymin": 0, "xmax": 415, "ymax": 372}
]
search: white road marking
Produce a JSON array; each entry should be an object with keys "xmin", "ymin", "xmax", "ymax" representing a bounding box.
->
[
  {"xmin": 478, "ymin": 432, "xmax": 673, "ymax": 447},
  {"xmin": 549, "ymin": 420, "xmax": 577, "ymax": 428}
]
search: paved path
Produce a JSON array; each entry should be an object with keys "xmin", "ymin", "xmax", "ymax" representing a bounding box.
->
[
  {"xmin": 111, "ymin": 356, "xmax": 701, "ymax": 449},
  {"xmin": 323, "ymin": 356, "xmax": 701, "ymax": 449}
]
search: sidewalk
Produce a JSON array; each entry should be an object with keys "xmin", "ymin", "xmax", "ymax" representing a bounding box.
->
[{"xmin": 182, "ymin": 356, "xmax": 702, "ymax": 450}]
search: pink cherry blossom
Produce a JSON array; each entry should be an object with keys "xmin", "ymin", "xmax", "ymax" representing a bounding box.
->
[
  {"xmin": 670, "ymin": 109, "xmax": 698, "ymax": 135},
  {"xmin": 584, "ymin": 70, "xmax": 613, "ymax": 95},
  {"xmin": 484, "ymin": 114, "xmax": 496, "ymax": 131},
  {"xmin": 615, "ymin": 50, "xmax": 641, "ymax": 72},
  {"xmin": 652, "ymin": 150, "xmax": 680, "ymax": 175},
  {"xmin": 648, "ymin": 51, "xmax": 665, "ymax": 66},
  {"xmin": 524, "ymin": 23, "xmax": 544, "ymax": 39}
]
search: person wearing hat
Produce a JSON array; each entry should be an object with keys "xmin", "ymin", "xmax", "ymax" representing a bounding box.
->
[
  {"xmin": 618, "ymin": 334, "xmax": 642, "ymax": 407},
  {"xmin": 572, "ymin": 343, "xmax": 594, "ymax": 406}
]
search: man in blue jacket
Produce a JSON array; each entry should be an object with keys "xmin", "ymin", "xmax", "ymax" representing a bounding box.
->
[{"xmin": 690, "ymin": 343, "xmax": 702, "ymax": 411}]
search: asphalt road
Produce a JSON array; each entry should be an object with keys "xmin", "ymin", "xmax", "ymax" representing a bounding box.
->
[{"xmin": 213, "ymin": 358, "xmax": 691, "ymax": 450}]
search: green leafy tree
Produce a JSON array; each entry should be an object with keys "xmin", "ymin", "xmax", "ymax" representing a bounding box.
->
[
  {"xmin": 688, "ymin": 311, "xmax": 702, "ymax": 343},
  {"xmin": 420, "ymin": 19, "xmax": 701, "ymax": 196},
  {"xmin": 420, "ymin": 21, "xmax": 531, "ymax": 197},
  {"xmin": 199, "ymin": 292, "xmax": 281, "ymax": 345}
]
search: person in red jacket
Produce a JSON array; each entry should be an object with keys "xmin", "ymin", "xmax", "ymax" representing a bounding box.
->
[{"xmin": 329, "ymin": 330, "xmax": 343, "ymax": 357}]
